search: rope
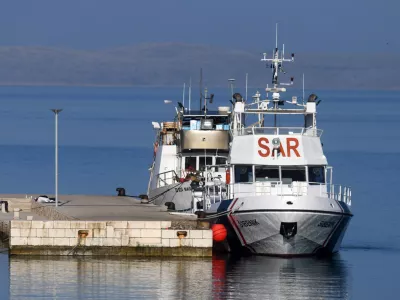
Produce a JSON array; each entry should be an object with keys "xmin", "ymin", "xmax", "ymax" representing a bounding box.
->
[
  {"xmin": 148, "ymin": 182, "xmax": 184, "ymax": 203},
  {"xmin": 196, "ymin": 210, "xmax": 231, "ymax": 220}
]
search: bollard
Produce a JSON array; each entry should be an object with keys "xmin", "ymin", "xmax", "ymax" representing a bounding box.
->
[
  {"xmin": 116, "ymin": 187, "xmax": 126, "ymax": 196},
  {"xmin": 196, "ymin": 211, "xmax": 210, "ymax": 229},
  {"xmin": 140, "ymin": 195, "xmax": 149, "ymax": 204},
  {"xmin": 13, "ymin": 208, "xmax": 20, "ymax": 220},
  {"xmin": 0, "ymin": 201, "xmax": 8, "ymax": 213}
]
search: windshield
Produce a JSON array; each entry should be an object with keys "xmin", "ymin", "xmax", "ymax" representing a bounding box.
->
[
  {"xmin": 308, "ymin": 166, "xmax": 325, "ymax": 183},
  {"xmin": 281, "ymin": 167, "xmax": 306, "ymax": 184},
  {"xmin": 255, "ymin": 166, "xmax": 279, "ymax": 182},
  {"xmin": 235, "ymin": 165, "xmax": 253, "ymax": 183}
]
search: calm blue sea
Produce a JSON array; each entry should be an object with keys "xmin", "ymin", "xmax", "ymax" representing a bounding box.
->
[{"xmin": 0, "ymin": 86, "xmax": 399, "ymax": 299}]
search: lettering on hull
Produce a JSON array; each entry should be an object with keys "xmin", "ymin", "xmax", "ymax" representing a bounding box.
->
[
  {"xmin": 238, "ymin": 219, "xmax": 260, "ymax": 228},
  {"xmin": 317, "ymin": 221, "xmax": 335, "ymax": 228},
  {"xmin": 175, "ymin": 187, "xmax": 192, "ymax": 193}
]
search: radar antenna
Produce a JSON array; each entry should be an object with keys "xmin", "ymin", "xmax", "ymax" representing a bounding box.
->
[
  {"xmin": 261, "ymin": 23, "xmax": 295, "ymax": 126},
  {"xmin": 261, "ymin": 24, "xmax": 294, "ymax": 89}
]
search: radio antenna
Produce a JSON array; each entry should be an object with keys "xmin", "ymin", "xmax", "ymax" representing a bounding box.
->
[
  {"xmin": 189, "ymin": 77, "xmax": 192, "ymax": 111},
  {"xmin": 182, "ymin": 83, "xmax": 186, "ymax": 108},
  {"xmin": 261, "ymin": 23, "xmax": 295, "ymax": 89},
  {"xmin": 245, "ymin": 73, "xmax": 248, "ymax": 101},
  {"xmin": 302, "ymin": 73, "xmax": 305, "ymax": 105},
  {"xmin": 199, "ymin": 68, "xmax": 203, "ymax": 111},
  {"xmin": 261, "ymin": 24, "xmax": 295, "ymax": 126}
]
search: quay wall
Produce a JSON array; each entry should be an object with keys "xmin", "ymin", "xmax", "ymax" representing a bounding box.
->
[
  {"xmin": 9, "ymin": 220, "xmax": 212, "ymax": 257},
  {"xmin": 0, "ymin": 221, "xmax": 10, "ymax": 248}
]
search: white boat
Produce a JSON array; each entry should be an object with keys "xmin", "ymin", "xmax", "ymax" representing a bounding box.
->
[
  {"xmin": 204, "ymin": 30, "xmax": 353, "ymax": 256},
  {"xmin": 146, "ymin": 28, "xmax": 352, "ymax": 256},
  {"xmin": 147, "ymin": 89, "xmax": 231, "ymax": 212}
]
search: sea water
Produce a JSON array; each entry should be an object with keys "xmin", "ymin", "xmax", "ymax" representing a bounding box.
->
[{"xmin": 0, "ymin": 86, "xmax": 399, "ymax": 299}]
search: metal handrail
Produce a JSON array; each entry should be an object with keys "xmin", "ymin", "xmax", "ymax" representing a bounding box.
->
[
  {"xmin": 232, "ymin": 126, "xmax": 323, "ymax": 137},
  {"xmin": 204, "ymin": 181, "xmax": 352, "ymax": 206},
  {"xmin": 156, "ymin": 170, "xmax": 179, "ymax": 188}
]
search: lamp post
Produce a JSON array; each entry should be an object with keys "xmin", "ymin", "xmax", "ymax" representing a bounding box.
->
[{"xmin": 50, "ymin": 109, "xmax": 62, "ymax": 207}]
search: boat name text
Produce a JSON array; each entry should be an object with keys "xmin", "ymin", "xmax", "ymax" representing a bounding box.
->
[
  {"xmin": 175, "ymin": 187, "xmax": 192, "ymax": 193},
  {"xmin": 238, "ymin": 219, "xmax": 260, "ymax": 228},
  {"xmin": 317, "ymin": 221, "xmax": 335, "ymax": 228}
]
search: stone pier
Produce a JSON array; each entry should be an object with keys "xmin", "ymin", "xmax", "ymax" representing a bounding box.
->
[{"xmin": 9, "ymin": 220, "xmax": 212, "ymax": 257}]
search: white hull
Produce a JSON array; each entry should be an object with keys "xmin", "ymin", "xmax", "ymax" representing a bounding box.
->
[
  {"xmin": 209, "ymin": 196, "xmax": 352, "ymax": 256},
  {"xmin": 148, "ymin": 181, "xmax": 193, "ymax": 211}
]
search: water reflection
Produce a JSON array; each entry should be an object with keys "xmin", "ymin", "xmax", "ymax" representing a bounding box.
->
[
  {"xmin": 213, "ymin": 254, "xmax": 350, "ymax": 300},
  {"xmin": 10, "ymin": 257, "xmax": 213, "ymax": 299},
  {"xmin": 9, "ymin": 254, "xmax": 350, "ymax": 299}
]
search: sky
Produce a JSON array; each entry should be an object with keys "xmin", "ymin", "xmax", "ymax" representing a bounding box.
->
[{"xmin": 0, "ymin": 0, "xmax": 398, "ymax": 52}]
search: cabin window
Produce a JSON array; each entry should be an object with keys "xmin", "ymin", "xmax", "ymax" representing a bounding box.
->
[
  {"xmin": 215, "ymin": 157, "xmax": 227, "ymax": 172},
  {"xmin": 199, "ymin": 156, "xmax": 213, "ymax": 171},
  {"xmin": 308, "ymin": 166, "xmax": 325, "ymax": 184},
  {"xmin": 235, "ymin": 165, "xmax": 253, "ymax": 183},
  {"xmin": 281, "ymin": 167, "xmax": 306, "ymax": 184},
  {"xmin": 215, "ymin": 157, "xmax": 227, "ymax": 165},
  {"xmin": 185, "ymin": 157, "xmax": 197, "ymax": 171},
  {"xmin": 255, "ymin": 166, "xmax": 280, "ymax": 182}
]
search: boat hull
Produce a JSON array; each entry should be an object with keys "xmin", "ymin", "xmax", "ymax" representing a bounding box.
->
[
  {"xmin": 148, "ymin": 181, "xmax": 193, "ymax": 211},
  {"xmin": 210, "ymin": 198, "xmax": 352, "ymax": 256}
]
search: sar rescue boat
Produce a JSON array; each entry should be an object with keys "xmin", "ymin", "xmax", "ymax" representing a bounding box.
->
[
  {"xmin": 204, "ymin": 32, "xmax": 353, "ymax": 256},
  {"xmin": 146, "ymin": 29, "xmax": 352, "ymax": 256}
]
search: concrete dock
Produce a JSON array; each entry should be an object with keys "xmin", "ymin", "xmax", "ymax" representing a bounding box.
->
[
  {"xmin": 0, "ymin": 194, "xmax": 213, "ymax": 257},
  {"xmin": 0, "ymin": 194, "xmax": 198, "ymax": 221}
]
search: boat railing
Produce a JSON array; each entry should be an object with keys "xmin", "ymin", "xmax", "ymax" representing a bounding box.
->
[
  {"xmin": 326, "ymin": 184, "xmax": 352, "ymax": 206},
  {"xmin": 204, "ymin": 181, "xmax": 352, "ymax": 206},
  {"xmin": 232, "ymin": 127, "xmax": 323, "ymax": 137},
  {"xmin": 156, "ymin": 170, "xmax": 179, "ymax": 188}
]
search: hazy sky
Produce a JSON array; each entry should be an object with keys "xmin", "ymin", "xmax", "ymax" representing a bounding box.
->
[{"xmin": 0, "ymin": 0, "xmax": 397, "ymax": 52}]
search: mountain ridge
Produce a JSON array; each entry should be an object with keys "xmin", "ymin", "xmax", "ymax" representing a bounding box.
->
[{"xmin": 0, "ymin": 43, "xmax": 398, "ymax": 89}]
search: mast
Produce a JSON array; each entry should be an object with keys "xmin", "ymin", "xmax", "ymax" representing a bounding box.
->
[
  {"xmin": 245, "ymin": 73, "xmax": 248, "ymax": 101},
  {"xmin": 204, "ymin": 87, "xmax": 208, "ymax": 117},
  {"xmin": 199, "ymin": 68, "xmax": 203, "ymax": 111},
  {"xmin": 182, "ymin": 83, "xmax": 186, "ymax": 108},
  {"xmin": 261, "ymin": 23, "xmax": 295, "ymax": 127},
  {"xmin": 302, "ymin": 73, "xmax": 305, "ymax": 105},
  {"xmin": 189, "ymin": 77, "xmax": 192, "ymax": 111}
]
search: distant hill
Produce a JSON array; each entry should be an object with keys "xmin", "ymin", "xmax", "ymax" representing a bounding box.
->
[{"xmin": 0, "ymin": 43, "xmax": 398, "ymax": 90}]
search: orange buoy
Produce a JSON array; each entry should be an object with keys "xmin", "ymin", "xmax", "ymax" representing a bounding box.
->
[{"xmin": 212, "ymin": 224, "xmax": 227, "ymax": 242}]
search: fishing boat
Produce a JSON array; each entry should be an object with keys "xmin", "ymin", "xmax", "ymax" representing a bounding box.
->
[{"xmin": 204, "ymin": 31, "xmax": 353, "ymax": 256}]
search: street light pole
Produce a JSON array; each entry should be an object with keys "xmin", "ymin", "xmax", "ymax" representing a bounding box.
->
[{"xmin": 50, "ymin": 109, "xmax": 62, "ymax": 207}]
